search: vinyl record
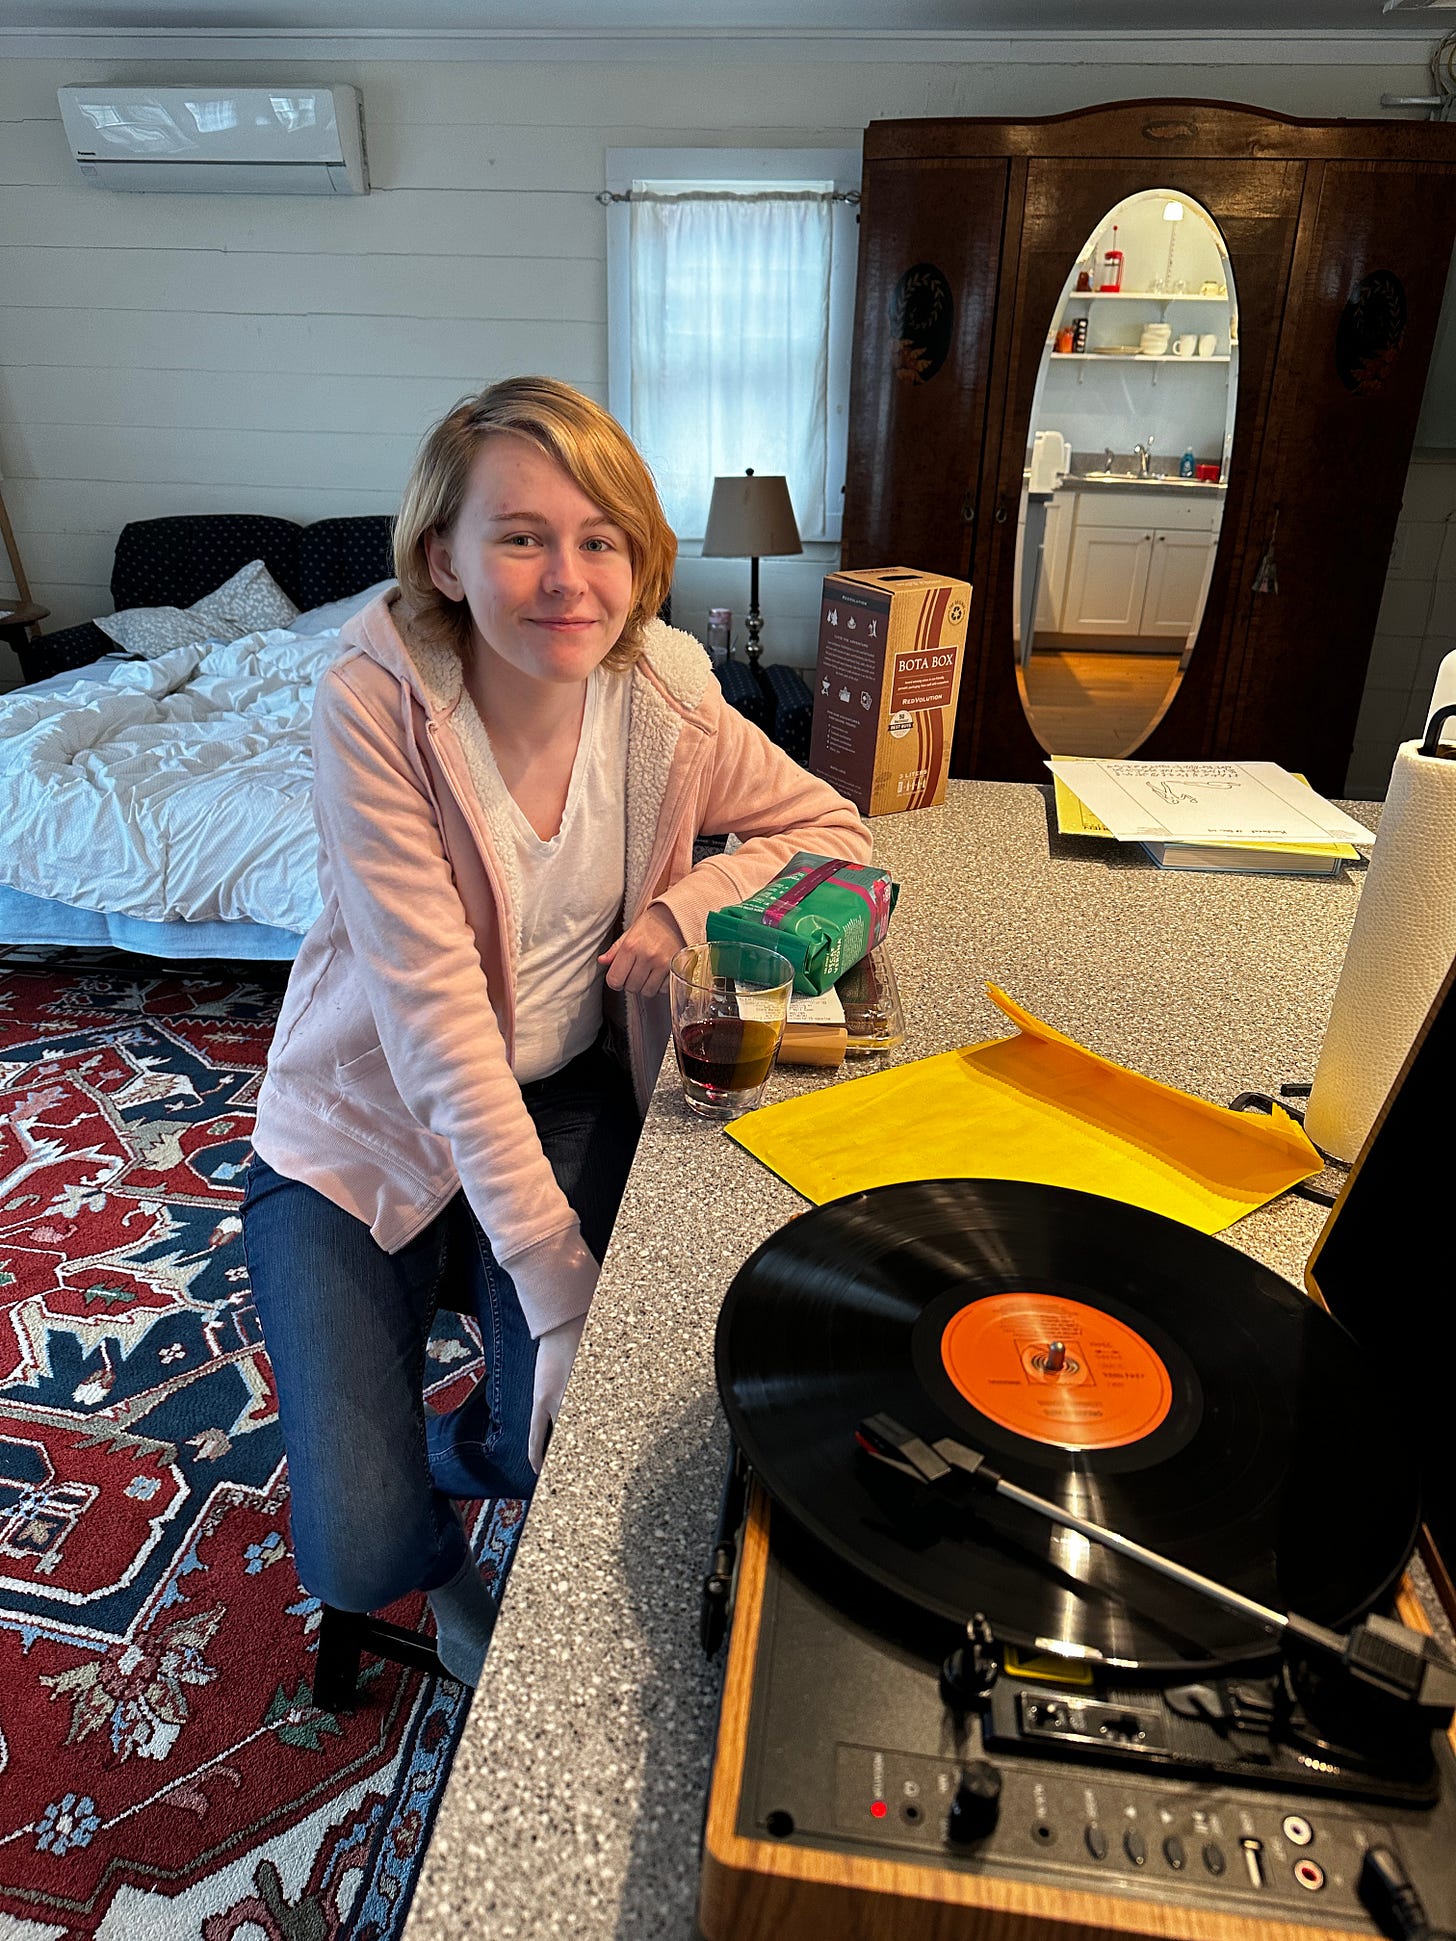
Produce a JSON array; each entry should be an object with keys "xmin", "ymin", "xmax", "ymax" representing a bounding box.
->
[{"xmin": 715, "ymin": 1180, "xmax": 1421, "ymax": 1675}]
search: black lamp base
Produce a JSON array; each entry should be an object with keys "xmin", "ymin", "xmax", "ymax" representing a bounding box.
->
[{"xmin": 745, "ymin": 554, "xmax": 763, "ymax": 666}]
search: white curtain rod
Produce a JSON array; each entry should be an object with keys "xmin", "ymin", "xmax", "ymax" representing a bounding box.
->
[{"xmin": 596, "ymin": 188, "xmax": 859, "ymax": 205}]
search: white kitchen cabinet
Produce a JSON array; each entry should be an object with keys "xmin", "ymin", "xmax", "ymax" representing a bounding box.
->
[
  {"xmin": 1041, "ymin": 496, "xmax": 1073, "ymax": 629},
  {"xmin": 1073, "ymin": 489, "xmax": 1221, "ymax": 535},
  {"xmin": 1014, "ymin": 491, "xmax": 1074, "ymax": 638},
  {"xmin": 1059, "ymin": 489, "xmax": 1221, "ymax": 641},
  {"xmin": 1142, "ymin": 529, "xmax": 1217, "ymax": 637},
  {"xmin": 1063, "ymin": 523, "xmax": 1155, "ymax": 636}
]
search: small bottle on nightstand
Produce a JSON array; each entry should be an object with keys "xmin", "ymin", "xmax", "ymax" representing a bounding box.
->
[{"xmin": 706, "ymin": 608, "xmax": 732, "ymax": 666}]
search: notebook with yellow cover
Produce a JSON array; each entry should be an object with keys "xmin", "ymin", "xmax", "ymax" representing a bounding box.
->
[{"xmin": 1050, "ymin": 770, "xmax": 1359, "ymax": 875}]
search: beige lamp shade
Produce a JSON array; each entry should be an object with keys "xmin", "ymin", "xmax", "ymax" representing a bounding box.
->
[{"xmin": 700, "ymin": 471, "xmax": 803, "ymax": 558}]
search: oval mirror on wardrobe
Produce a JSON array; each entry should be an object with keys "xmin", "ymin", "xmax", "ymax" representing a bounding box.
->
[
  {"xmin": 1014, "ymin": 189, "xmax": 1239, "ymax": 757},
  {"xmin": 845, "ymin": 104, "xmax": 1456, "ymax": 790}
]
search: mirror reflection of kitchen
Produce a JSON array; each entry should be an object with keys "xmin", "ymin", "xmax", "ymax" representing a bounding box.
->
[{"xmin": 1015, "ymin": 189, "xmax": 1238, "ymax": 757}]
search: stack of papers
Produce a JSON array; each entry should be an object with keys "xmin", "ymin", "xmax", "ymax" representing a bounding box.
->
[{"xmin": 1049, "ymin": 759, "xmax": 1373, "ymax": 875}]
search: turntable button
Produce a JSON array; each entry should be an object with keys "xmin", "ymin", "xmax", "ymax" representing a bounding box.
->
[
  {"xmin": 1163, "ymin": 1835, "xmax": 1186, "ymax": 1871},
  {"xmin": 1085, "ymin": 1824, "xmax": 1109, "ymax": 1861},
  {"xmin": 1203, "ymin": 1841, "xmax": 1227, "ymax": 1877},
  {"xmin": 1123, "ymin": 1827, "xmax": 1148, "ymax": 1867}
]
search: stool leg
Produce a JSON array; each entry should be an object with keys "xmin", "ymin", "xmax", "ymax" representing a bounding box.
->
[
  {"xmin": 312, "ymin": 1602, "xmax": 451, "ymax": 1714},
  {"xmin": 313, "ymin": 1602, "xmax": 365, "ymax": 1713}
]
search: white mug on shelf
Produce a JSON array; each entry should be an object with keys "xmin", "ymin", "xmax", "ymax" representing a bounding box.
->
[
  {"xmin": 1172, "ymin": 334, "xmax": 1197, "ymax": 357},
  {"xmin": 1197, "ymin": 332, "xmax": 1218, "ymax": 357}
]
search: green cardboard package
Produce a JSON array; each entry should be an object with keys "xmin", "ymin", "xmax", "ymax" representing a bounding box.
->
[{"xmin": 706, "ymin": 853, "xmax": 898, "ymax": 995}]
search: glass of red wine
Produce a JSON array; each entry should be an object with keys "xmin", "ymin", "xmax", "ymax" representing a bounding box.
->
[{"xmin": 669, "ymin": 941, "xmax": 795, "ymax": 1119}]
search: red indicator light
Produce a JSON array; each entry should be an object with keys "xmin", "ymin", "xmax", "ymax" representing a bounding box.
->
[{"xmin": 870, "ymin": 1801, "xmax": 888, "ymax": 1819}]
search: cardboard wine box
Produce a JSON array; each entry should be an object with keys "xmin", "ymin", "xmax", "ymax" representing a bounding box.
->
[{"xmin": 807, "ymin": 567, "xmax": 972, "ymax": 816}]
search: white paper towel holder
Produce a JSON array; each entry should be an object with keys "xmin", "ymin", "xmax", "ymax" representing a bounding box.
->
[
  {"xmin": 1420, "ymin": 701, "xmax": 1456, "ymax": 761},
  {"xmin": 1298, "ymin": 699, "xmax": 1456, "ymax": 1167},
  {"xmin": 1226, "ymin": 710, "xmax": 1451, "ymax": 1201}
]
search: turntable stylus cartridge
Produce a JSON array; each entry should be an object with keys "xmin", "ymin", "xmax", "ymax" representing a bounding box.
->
[{"xmin": 856, "ymin": 1412, "xmax": 1456, "ymax": 1715}]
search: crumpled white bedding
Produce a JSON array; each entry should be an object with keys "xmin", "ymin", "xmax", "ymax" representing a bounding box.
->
[{"xmin": 0, "ymin": 628, "xmax": 340, "ymax": 932}]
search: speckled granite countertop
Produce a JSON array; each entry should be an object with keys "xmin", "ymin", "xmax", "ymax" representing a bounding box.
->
[{"xmin": 405, "ymin": 780, "xmax": 1377, "ymax": 1941}]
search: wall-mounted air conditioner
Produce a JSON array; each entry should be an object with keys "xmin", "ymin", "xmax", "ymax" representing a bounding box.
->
[{"xmin": 57, "ymin": 85, "xmax": 369, "ymax": 194}]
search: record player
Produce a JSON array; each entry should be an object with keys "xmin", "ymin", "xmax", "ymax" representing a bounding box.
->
[{"xmin": 697, "ymin": 964, "xmax": 1456, "ymax": 1940}]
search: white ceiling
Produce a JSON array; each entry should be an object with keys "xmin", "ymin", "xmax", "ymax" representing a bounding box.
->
[{"xmin": 0, "ymin": 0, "xmax": 1444, "ymax": 34}]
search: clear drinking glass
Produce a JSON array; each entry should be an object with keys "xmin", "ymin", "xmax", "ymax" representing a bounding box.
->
[{"xmin": 669, "ymin": 941, "xmax": 795, "ymax": 1119}]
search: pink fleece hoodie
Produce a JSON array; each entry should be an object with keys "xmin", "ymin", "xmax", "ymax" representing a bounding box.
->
[{"xmin": 250, "ymin": 592, "xmax": 871, "ymax": 1338}]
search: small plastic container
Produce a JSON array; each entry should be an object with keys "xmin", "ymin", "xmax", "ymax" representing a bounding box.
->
[
  {"xmin": 706, "ymin": 607, "xmax": 732, "ymax": 665},
  {"xmin": 836, "ymin": 945, "xmax": 907, "ymax": 1056}
]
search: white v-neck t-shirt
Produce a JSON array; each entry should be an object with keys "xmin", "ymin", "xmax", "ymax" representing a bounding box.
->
[{"xmin": 463, "ymin": 666, "xmax": 632, "ymax": 1084}]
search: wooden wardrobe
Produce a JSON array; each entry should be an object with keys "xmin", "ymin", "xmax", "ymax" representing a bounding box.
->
[{"xmin": 842, "ymin": 100, "xmax": 1456, "ymax": 791}]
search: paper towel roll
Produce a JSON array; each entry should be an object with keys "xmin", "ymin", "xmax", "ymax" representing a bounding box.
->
[{"xmin": 1304, "ymin": 739, "xmax": 1456, "ymax": 1161}]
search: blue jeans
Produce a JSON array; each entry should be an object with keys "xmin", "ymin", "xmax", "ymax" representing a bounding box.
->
[{"xmin": 241, "ymin": 1039, "xmax": 640, "ymax": 1613}]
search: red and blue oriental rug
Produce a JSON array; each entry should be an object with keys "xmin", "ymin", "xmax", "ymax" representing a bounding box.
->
[{"xmin": 0, "ymin": 954, "xmax": 520, "ymax": 1940}]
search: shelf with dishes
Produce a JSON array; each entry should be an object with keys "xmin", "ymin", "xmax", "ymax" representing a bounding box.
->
[
  {"xmin": 1049, "ymin": 352, "xmax": 1231, "ymax": 363},
  {"xmin": 1062, "ymin": 291, "xmax": 1231, "ymax": 303}
]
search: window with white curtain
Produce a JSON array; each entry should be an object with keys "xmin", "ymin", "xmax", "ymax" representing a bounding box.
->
[{"xmin": 605, "ymin": 149, "xmax": 859, "ymax": 545}]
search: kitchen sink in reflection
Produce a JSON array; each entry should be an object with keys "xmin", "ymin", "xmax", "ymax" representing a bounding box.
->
[{"xmin": 1076, "ymin": 471, "xmax": 1223, "ymax": 489}]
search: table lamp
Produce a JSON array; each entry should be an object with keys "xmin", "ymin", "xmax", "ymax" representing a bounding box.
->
[{"xmin": 700, "ymin": 469, "xmax": 802, "ymax": 667}]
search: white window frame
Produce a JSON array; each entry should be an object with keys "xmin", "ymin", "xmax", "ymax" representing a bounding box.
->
[{"xmin": 605, "ymin": 145, "xmax": 860, "ymax": 548}]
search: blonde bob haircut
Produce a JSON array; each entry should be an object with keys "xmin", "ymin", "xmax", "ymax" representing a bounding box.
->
[{"xmin": 393, "ymin": 375, "xmax": 676, "ymax": 672}]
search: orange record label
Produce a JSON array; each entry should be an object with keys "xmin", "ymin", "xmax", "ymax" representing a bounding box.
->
[{"xmin": 940, "ymin": 1293, "xmax": 1173, "ymax": 1450}]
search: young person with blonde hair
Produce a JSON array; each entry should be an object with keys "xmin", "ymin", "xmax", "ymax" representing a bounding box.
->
[{"xmin": 243, "ymin": 376, "xmax": 869, "ymax": 1684}]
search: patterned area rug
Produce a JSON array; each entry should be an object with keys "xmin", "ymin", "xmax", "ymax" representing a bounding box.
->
[{"xmin": 0, "ymin": 953, "xmax": 521, "ymax": 1941}]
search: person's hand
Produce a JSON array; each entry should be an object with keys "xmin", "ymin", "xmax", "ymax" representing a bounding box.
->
[
  {"xmin": 599, "ymin": 903, "xmax": 684, "ymax": 999},
  {"xmin": 528, "ymin": 1312, "xmax": 586, "ymax": 1472}
]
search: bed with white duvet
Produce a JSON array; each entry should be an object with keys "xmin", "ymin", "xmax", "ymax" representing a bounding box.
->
[{"xmin": 0, "ymin": 586, "xmax": 387, "ymax": 960}]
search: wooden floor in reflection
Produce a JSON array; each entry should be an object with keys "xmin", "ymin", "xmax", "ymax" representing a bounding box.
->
[{"xmin": 1023, "ymin": 648, "xmax": 1184, "ymax": 756}]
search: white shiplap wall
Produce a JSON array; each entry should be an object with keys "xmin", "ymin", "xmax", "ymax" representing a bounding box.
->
[
  {"xmin": 1348, "ymin": 454, "xmax": 1456, "ymax": 798},
  {"xmin": 0, "ymin": 36, "xmax": 1448, "ymax": 798}
]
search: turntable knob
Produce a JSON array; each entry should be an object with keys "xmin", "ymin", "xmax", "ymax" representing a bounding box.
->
[{"xmin": 946, "ymin": 1760, "xmax": 1002, "ymax": 1846}]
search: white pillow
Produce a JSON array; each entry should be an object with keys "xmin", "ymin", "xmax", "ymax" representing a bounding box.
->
[
  {"xmin": 291, "ymin": 578, "xmax": 395, "ymax": 637},
  {"xmin": 97, "ymin": 558, "xmax": 300, "ymax": 659}
]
